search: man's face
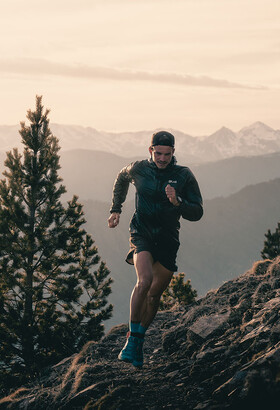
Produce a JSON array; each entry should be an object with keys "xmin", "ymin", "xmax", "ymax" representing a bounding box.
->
[{"xmin": 149, "ymin": 145, "xmax": 174, "ymax": 169}]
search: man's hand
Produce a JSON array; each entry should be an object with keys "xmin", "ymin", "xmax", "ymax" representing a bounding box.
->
[
  {"xmin": 108, "ymin": 212, "xmax": 120, "ymax": 228},
  {"xmin": 165, "ymin": 184, "xmax": 180, "ymax": 206}
]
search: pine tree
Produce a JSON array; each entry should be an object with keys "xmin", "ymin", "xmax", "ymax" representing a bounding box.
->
[
  {"xmin": 159, "ymin": 272, "xmax": 197, "ymax": 311},
  {"xmin": 261, "ymin": 222, "xmax": 280, "ymax": 260},
  {"xmin": 0, "ymin": 96, "xmax": 113, "ymax": 388}
]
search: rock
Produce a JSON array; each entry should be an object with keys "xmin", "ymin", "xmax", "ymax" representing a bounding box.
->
[{"xmin": 189, "ymin": 311, "xmax": 230, "ymax": 339}]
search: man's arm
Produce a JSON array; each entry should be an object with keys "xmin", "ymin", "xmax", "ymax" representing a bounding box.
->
[
  {"xmin": 179, "ymin": 170, "xmax": 203, "ymax": 221},
  {"xmin": 108, "ymin": 163, "xmax": 134, "ymax": 227},
  {"xmin": 165, "ymin": 171, "xmax": 203, "ymax": 221}
]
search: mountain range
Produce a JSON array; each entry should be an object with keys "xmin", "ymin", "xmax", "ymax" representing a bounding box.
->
[{"xmin": 1, "ymin": 121, "xmax": 280, "ymax": 163}]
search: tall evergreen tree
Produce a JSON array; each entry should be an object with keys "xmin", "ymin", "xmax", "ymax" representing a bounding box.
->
[
  {"xmin": 0, "ymin": 96, "xmax": 113, "ymax": 388},
  {"xmin": 261, "ymin": 222, "xmax": 280, "ymax": 260}
]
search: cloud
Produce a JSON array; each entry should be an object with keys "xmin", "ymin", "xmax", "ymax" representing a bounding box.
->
[{"xmin": 0, "ymin": 58, "xmax": 266, "ymax": 90}]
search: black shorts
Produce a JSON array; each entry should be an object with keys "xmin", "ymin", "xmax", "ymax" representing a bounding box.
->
[{"xmin": 126, "ymin": 233, "xmax": 179, "ymax": 272}]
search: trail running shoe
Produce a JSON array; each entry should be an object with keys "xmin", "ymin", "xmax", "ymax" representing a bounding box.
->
[{"xmin": 118, "ymin": 334, "xmax": 144, "ymax": 368}]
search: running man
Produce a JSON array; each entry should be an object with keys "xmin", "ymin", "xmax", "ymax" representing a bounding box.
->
[{"xmin": 108, "ymin": 131, "xmax": 203, "ymax": 367}]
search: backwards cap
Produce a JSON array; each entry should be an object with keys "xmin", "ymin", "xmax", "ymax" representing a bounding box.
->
[{"xmin": 151, "ymin": 131, "xmax": 175, "ymax": 147}]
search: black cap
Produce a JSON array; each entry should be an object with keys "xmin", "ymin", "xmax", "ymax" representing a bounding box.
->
[{"xmin": 151, "ymin": 131, "xmax": 175, "ymax": 147}]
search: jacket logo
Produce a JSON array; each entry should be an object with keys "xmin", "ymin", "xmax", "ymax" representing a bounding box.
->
[{"xmin": 168, "ymin": 180, "xmax": 177, "ymax": 184}]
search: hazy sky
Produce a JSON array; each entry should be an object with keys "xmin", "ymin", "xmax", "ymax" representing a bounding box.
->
[{"xmin": 0, "ymin": 0, "xmax": 279, "ymax": 135}]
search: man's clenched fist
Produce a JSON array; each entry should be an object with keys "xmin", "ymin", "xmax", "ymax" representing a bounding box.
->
[
  {"xmin": 108, "ymin": 212, "xmax": 120, "ymax": 228},
  {"xmin": 165, "ymin": 184, "xmax": 180, "ymax": 206}
]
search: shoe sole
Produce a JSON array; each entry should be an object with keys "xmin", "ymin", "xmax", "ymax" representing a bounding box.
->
[
  {"xmin": 132, "ymin": 361, "xmax": 143, "ymax": 368},
  {"xmin": 118, "ymin": 353, "xmax": 143, "ymax": 368},
  {"xmin": 118, "ymin": 353, "xmax": 133, "ymax": 363}
]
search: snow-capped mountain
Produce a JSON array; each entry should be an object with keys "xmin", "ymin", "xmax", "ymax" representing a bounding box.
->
[
  {"xmin": 0, "ymin": 122, "xmax": 279, "ymax": 164},
  {"xmin": 236, "ymin": 122, "xmax": 280, "ymax": 157}
]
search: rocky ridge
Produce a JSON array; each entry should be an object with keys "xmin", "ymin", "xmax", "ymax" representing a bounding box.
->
[{"xmin": 1, "ymin": 257, "xmax": 280, "ymax": 409}]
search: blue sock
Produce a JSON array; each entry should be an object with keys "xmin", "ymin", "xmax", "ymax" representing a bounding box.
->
[
  {"xmin": 138, "ymin": 324, "xmax": 147, "ymax": 336},
  {"xmin": 129, "ymin": 321, "xmax": 140, "ymax": 334}
]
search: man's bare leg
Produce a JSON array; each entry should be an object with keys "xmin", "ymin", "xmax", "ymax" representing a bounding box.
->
[
  {"xmin": 119, "ymin": 251, "xmax": 173, "ymax": 367},
  {"xmin": 118, "ymin": 251, "xmax": 154, "ymax": 367},
  {"xmin": 130, "ymin": 251, "xmax": 154, "ymax": 323},
  {"xmin": 130, "ymin": 252, "xmax": 173, "ymax": 328},
  {"xmin": 140, "ymin": 261, "xmax": 173, "ymax": 328}
]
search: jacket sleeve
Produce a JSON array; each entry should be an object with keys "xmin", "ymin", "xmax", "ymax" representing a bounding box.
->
[
  {"xmin": 109, "ymin": 163, "xmax": 134, "ymax": 214},
  {"xmin": 179, "ymin": 169, "xmax": 203, "ymax": 221}
]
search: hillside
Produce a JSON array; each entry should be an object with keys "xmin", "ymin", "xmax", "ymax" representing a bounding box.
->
[
  {"xmin": 191, "ymin": 151, "xmax": 280, "ymax": 199},
  {"xmin": 33, "ymin": 150, "xmax": 280, "ymax": 203},
  {"xmin": 1, "ymin": 257, "xmax": 280, "ymax": 409},
  {"xmin": 2, "ymin": 140, "xmax": 280, "ymax": 204},
  {"xmin": 178, "ymin": 177, "xmax": 280, "ymax": 292},
  {"xmin": 81, "ymin": 178, "xmax": 280, "ymax": 328},
  {"xmin": 59, "ymin": 150, "xmax": 139, "ymax": 203},
  {"xmin": 58, "ymin": 149, "xmax": 280, "ymax": 203}
]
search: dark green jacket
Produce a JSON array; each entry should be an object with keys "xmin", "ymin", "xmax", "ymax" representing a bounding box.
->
[{"xmin": 110, "ymin": 158, "xmax": 203, "ymax": 242}]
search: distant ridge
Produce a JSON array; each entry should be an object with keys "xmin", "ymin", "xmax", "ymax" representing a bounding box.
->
[{"xmin": 0, "ymin": 122, "xmax": 280, "ymax": 163}]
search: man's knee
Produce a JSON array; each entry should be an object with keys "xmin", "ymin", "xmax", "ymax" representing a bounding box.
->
[
  {"xmin": 136, "ymin": 277, "xmax": 153, "ymax": 294},
  {"xmin": 134, "ymin": 251, "xmax": 153, "ymax": 294},
  {"xmin": 147, "ymin": 293, "xmax": 161, "ymax": 308}
]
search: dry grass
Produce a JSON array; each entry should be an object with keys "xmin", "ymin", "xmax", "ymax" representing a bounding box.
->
[
  {"xmin": 55, "ymin": 341, "xmax": 96, "ymax": 400},
  {"xmin": 0, "ymin": 387, "xmax": 31, "ymax": 406},
  {"xmin": 250, "ymin": 259, "xmax": 272, "ymax": 276}
]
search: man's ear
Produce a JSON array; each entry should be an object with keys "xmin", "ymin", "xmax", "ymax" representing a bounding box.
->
[{"xmin": 149, "ymin": 146, "xmax": 153, "ymax": 155}]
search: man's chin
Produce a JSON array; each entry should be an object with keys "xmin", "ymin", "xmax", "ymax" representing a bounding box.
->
[{"xmin": 156, "ymin": 163, "xmax": 167, "ymax": 169}]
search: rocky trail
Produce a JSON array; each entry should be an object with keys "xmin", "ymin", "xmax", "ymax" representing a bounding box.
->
[{"xmin": 1, "ymin": 257, "xmax": 280, "ymax": 409}]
